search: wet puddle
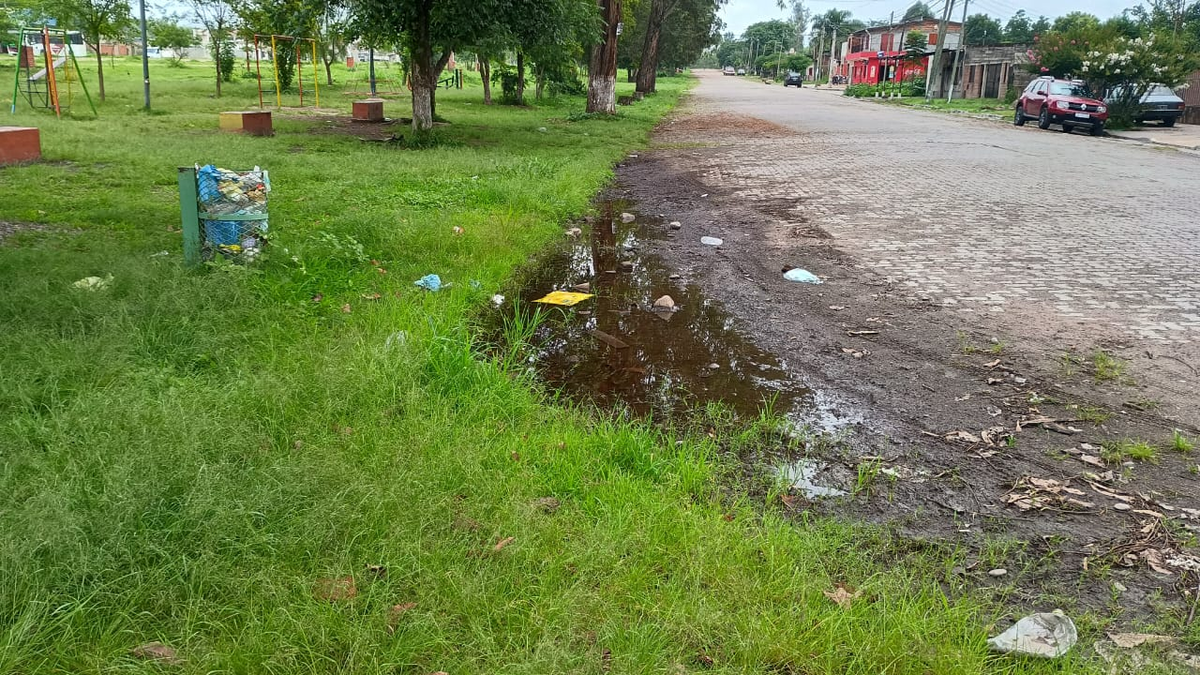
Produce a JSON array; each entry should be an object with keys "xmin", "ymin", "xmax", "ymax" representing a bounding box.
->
[
  {"xmin": 492, "ymin": 199, "xmax": 814, "ymax": 421},
  {"xmin": 777, "ymin": 459, "xmax": 848, "ymax": 499}
]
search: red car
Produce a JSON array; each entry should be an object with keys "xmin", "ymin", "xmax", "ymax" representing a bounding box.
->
[{"xmin": 1014, "ymin": 77, "xmax": 1108, "ymax": 136}]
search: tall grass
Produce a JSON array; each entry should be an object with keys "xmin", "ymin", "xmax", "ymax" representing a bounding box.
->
[{"xmin": 0, "ymin": 58, "xmax": 1104, "ymax": 673}]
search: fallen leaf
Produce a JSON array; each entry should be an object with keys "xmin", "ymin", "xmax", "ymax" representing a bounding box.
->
[
  {"xmin": 780, "ymin": 494, "xmax": 800, "ymax": 508},
  {"xmin": 376, "ymin": 267, "xmax": 388, "ymax": 275},
  {"xmin": 1079, "ymin": 454, "xmax": 1106, "ymax": 468},
  {"xmin": 311, "ymin": 293, "xmax": 323, "ymax": 303},
  {"xmin": 722, "ymin": 513, "xmax": 735, "ymax": 522},
  {"xmin": 944, "ymin": 430, "xmax": 982, "ymax": 444},
  {"xmin": 341, "ymin": 303, "xmax": 352, "ymax": 313},
  {"xmin": 387, "ymin": 602, "xmax": 417, "ymax": 634},
  {"xmin": 493, "ymin": 536, "xmax": 515, "ymax": 552},
  {"xmin": 132, "ymin": 642, "xmax": 181, "ymax": 665},
  {"xmin": 823, "ymin": 583, "xmax": 862, "ymax": 609},
  {"xmin": 983, "ymin": 358, "xmax": 1001, "ymax": 368},
  {"xmin": 601, "ymin": 647, "xmax": 613, "ymax": 672},
  {"xmin": 510, "ymin": 451, "xmax": 520, "ymax": 461},
  {"xmin": 981, "ymin": 426, "xmax": 1010, "ymax": 447},
  {"xmin": 361, "ymin": 292, "xmax": 382, "ymax": 301},
  {"xmin": 533, "ymin": 497, "xmax": 560, "ymax": 514},
  {"xmin": 315, "ymin": 576, "xmax": 358, "ymax": 602},
  {"xmin": 1133, "ymin": 509, "xmax": 1166, "ymax": 519},
  {"xmin": 452, "ymin": 226, "xmax": 464, "ymax": 236},
  {"xmin": 1108, "ymin": 632, "xmax": 1175, "ymax": 649},
  {"xmin": 987, "ymin": 377, "xmax": 1004, "ymax": 385},
  {"xmin": 696, "ymin": 652, "xmax": 715, "ymax": 667},
  {"xmin": 1140, "ymin": 549, "xmax": 1174, "ymax": 575}
]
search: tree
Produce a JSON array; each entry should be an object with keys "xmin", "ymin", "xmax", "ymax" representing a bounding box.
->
[
  {"xmin": 316, "ymin": 3, "xmax": 351, "ymax": 85},
  {"xmin": 149, "ymin": 17, "xmax": 198, "ymax": 65},
  {"xmin": 1080, "ymin": 30, "xmax": 1200, "ymax": 126},
  {"xmin": 47, "ymin": 0, "xmax": 132, "ymax": 101},
  {"xmin": 1004, "ymin": 9, "xmax": 1033, "ymax": 44},
  {"xmin": 1053, "ymin": 11, "xmax": 1101, "ymax": 34},
  {"xmin": 587, "ymin": 0, "xmax": 622, "ymax": 113},
  {"xmin": 963, "ymin": 14, "xmax": 1002, "ymax": 46},
  {"xmin": 1031, "ymin": 15, "xmax": 1052, "ymax": 37},
  {"xmin": 902, "ymin": 2, "xmax": 934, "ymax": 21},
  {"xmin": 190, "ymin": 0, "xmax": 236, "ymax": 96},
  {"xmin": 635, "ymin": 0, "xmax": 722, "ymax": 93}
]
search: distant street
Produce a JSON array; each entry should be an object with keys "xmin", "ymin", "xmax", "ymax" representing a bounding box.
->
[{"xmin": 652, "ymin": 70, "xmax": 1200, "ymax": 410}]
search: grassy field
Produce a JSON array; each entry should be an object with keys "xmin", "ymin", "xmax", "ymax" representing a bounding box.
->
[{"xmin": 0, "ymin": 57, "xmax": 1108, "ymax": 673}]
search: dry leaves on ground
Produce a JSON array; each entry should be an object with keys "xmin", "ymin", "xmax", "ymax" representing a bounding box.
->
[
  {"xmin": 131, "ymin": 642, "xmax": 182, "ymax": 665},
  {"xmin": 823, "ymin": 582, "xmax": 862, "ymax": 609},
  {"xmin": 387, "ymin": 602, "xmax": 417, "ymax": 634},
  {"xmin": 493, "ymin": 536, "xmax": 515, "ymax": 553},
  {"xmin": 1006, "ymin": 476, "xmax": 1095, "ymax": 511},
  {"xmin": 314, "ymin": 575, "xmax": 358, "ymax": 602}
]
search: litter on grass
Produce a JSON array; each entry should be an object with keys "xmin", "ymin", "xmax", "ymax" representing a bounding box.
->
[
  {"xmin": 987, "ymin": 612, "xmax": 1078, "ymax": 658},
  {"xmin": 414, "ymin": 274, "xmax": 442, "ymax": 291},
  {"xmin": 700, "ymin": 236, "xmax": 723, "ymax": 246},
  {"xmin": 72, "ymin": 274, "xmax": 113, "ymax": 291},
  {"xmin": 533, "ymin": 291, "xmax": 594, "ymax": 306},
  {"xmin": 783, "ymin": 267, "xmax": 822, "ymax": 284}
]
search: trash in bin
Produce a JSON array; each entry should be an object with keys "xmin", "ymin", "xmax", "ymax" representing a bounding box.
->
[{"xmin": 193, "ymin": 164, "xmax": 270, "ymax": 262}]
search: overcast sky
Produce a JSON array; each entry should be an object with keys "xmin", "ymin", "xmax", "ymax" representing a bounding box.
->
[{"xmin": 720, "ymin": 0, "xmax": 1139, "ymax": 36}]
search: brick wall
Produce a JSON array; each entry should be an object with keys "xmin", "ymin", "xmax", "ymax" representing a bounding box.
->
[
  {"xmin": 1181, "ymin": 70, "xmax": 1200, "ymax": 125},
  {"xmin": 957, "ymin": 44, "xmax": 1031, "ymax": 99}
]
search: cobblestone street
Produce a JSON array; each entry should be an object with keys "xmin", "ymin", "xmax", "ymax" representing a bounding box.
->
[{"xmin": 680, "ymin": 71, "xmax": 1200, "ymax": 353}]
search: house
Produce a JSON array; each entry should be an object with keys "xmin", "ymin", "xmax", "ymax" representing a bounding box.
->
[
  {"xmin": 954, "ymin": 44, "xmax": 1035, "ymax": 100},
  {"xmin": 835, "ymin": 18, "xmax": 963, "ymax": 86}
]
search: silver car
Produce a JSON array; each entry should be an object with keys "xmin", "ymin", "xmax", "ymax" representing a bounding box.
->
[
  {"xmin": 1110, "ymin": 84, "xmax": 1186, "ymax": 126},
  {"xmin": 1138, "ymin": 84, "xmax": 1185, "ymax": 126}
]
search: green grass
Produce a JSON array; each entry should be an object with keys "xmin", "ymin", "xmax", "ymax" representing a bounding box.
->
[
  {"xmin": 1172, "ymin": 430, "xmax": 1195, "ymax": 454},
  {"xmin": 883, "ymin": 96, "xmax": 1009, "ymax": 114},
  {"xmin": 1101, "ymin": 439, "xmax": 1160, "ymax": 464},
  {"xmin": 0, "ymin": 57, "xmax": 1108, "ymax": 673},
  {"xmin": 1091, "ymin": 350, "xmax": 1128, "ymax": 382}
]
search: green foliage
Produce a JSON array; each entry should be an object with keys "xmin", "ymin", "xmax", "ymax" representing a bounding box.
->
[
  {"xmin": 1053, "ymin": 11, "xmax": 1102, "ymax": 34},
  {"xmin": 964, "ymin": 13, "xmax": 1003, "ymax": 46},
  {"xmin": 844, "ymin": 78, "xmax": 925, "ymax": 98},
  {"xmin": 1081, "ymin": 32, "xmax": 1200, "ymax": 128},
  {"xmin": 902, "ymin": 1, "xmax": 934, "ymax": 21},
  {"xmin": 492, "ymin": 66, "xmax": 523, "ymax": 104},
  {"xmin": 904, "ymin": 29, "xmax": 927, "ymax": 60},
  {"xmin": 1005, "ymin": 10, "xmax": 1034, "ymax": 44},
  {"xmin": 148, "ymin": 16, "xmax": 197, "ymax": 65},
  {"xmin": 1172, "ymin": 430, "xmax": 1195, "ymax": 454},
  {"xmin": 1101, "ymin": 439, "xmax": 1159, "ymax": 463}
]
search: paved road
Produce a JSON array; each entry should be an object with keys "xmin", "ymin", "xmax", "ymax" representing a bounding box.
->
[{"xmin": 684, "ymin": 71, "xmax": 1200, "ymax": 355}]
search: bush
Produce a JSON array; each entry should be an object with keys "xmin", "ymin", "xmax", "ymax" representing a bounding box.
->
[
  {"xmin": 492, "ymin": 68, "xmax": 523, "ymax": 105},
  {"xmin": 843, "ymin": 78, "xmax": 924, "ymax": 98},
  {"xmin": 212, "ymin": 36, "xmax": 235, "ymax": 83}
]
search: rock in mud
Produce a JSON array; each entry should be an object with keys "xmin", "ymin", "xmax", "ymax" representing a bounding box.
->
[
  {"xmin": 653, "ymin": 295, "xmax": 676, "ymax": 310},
  {"xmin": 621, "ymin": 212, "xmax": 636, "ymax": 223},
  {"xmin": 669, "ymin": 221, "xmax": 682, "ymax": 230}
]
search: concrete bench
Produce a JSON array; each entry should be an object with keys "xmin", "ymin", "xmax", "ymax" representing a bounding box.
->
[
  {"xmin": 0, "ymin": 127, "xmax": 41, "ymax": 165},
  {"xmin": 352, "ymin": 99, "xmax": 385, "ymax": 122},
  {"xmin": 219, "ymin": 111, "xmax": 273, "ymax": 137}
]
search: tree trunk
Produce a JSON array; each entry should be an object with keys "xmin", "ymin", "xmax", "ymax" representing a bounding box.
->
[
  {"xmin": 586, "ymin": 0, "xmax": 621, "ymax": 114},
  {"xmin": 410, "ymin": 32, "xmax": 451, "ymax": 132},
  {"xmin": 214, "ymin": 38, "xmax": 222, "ymax": 98},
  {"xmin": 635, "ymin": 0, "xmax": 670, "ymax": 95},
  {"xmin": 535, "ymin": 65, "xmax": 545, "ymax": 100},
  {"xmin": 324, "ymin": 58, "xmax": 333, "ymax": 85},
  {"xmin": 93, "ymin": 43, "xmax": 106, "ymax": 101},
  {"xmin": 516, "ymin": 50, "xmax": 526, "ymax": 104},
  {"xmin": 479, "ymin": 55, "xmax": 491, "ymax": 104}
]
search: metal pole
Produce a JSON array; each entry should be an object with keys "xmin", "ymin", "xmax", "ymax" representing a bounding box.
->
[
  {"xmin": 775, "ymin": 41, "xmax": 782, "ymax": 80},
  {"xmin": 369, "ymin": 47, "xmax": 376, "ymax": 96},
  {"xmin": 827, "ymin": 28, "xmax": 836, "ymax": 85},
  {"xmin": 947, "ymin": 0, "xmax": 969, "ymax": 102},
  {"xmin": 139, "ymin": 0, "xmax": 150, "ymax": 108}
]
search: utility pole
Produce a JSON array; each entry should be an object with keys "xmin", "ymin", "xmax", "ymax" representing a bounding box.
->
[
  {"xmin": 947, "ymin": 0, "xmax": 969, "ymax": 102},
  {"xmin": 815, "ymin": 29, "xmax": 824, "ymax": 83},
  {"xmin": 138, "ymin": 0, "xmax": 149, "ymax": 108},
  {"xmin": 775, "ymin": 39, "xmax": 783, "ymax": 79},
  {"xmin": 369, "ymin": 48, "xmax": 376, "ymax": 96},
  {"xmin": 827, "ymin": 28, "xmax": 836, "ymax": 85},
  {"xmin": 925, "ymin": 0, "xmax": 955, "ymax": 101}
]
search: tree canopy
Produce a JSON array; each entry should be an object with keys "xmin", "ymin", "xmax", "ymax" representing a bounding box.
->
[
  {"xmin": 902, "ymin": 2, "xmax": 934, "ymax": 22},
  {"xmin": 963, "ymin": 14, "xmax": 1003, "ymax": 46}
]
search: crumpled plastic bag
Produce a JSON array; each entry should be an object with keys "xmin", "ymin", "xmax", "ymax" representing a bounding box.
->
[
  {"xmin": 988, "ymin": 612, "xmax": 1077, "ymax": 658},
  {"xmin": 72, "ymin": 274, "xmax": 113, "ymax": 291},
  {"xmin": 783, "ymin": 268, "xmax": 821, "ymax": 284},
  {"xmin": 414, "ymin": 274, "xmax": 442, "ymax": 292}
]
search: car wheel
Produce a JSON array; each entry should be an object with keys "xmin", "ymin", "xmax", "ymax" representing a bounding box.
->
[
  {"xmin": 1038, "ymin": 107, "xmax": 1051, "ymax": 129},
  {"xmin": 1091, "ymin": 123, "xmax": 1104, "ymax": 137},
  {"xmin": 1013, "ymin": 105, "xmax": 1026, "ymax": 126},
  {"xmin": 1163, "ymin": 117, "xmax": 1177, "ymax": 127},
  {"xmin": 1058, "ymin": 123, "xmax": 1071, "ymax": 133}
]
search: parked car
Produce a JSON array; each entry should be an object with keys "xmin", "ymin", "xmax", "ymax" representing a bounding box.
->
[
  {"xmin": 722, "ymin": 66, "xmax": 735, "ymax": 76},
  {"xmin": 1108, "ymin": 84, "xmax": 1186, "ymax": 126},
  {"xmin": 1014, "ymin": 76, "xmax": 1108, "ymax": 136},
  {"xmin": 784, "ymin": 72, "xmax": 803, "ymax": 87},
  {"xmin": 736, "ymin": 67, "xmax": 746, "ymax": 76}
]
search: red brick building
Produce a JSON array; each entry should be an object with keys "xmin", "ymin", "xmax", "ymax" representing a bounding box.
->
[{"xmin": 840, "ymin": 19, "xmax": 962, "ymax": 85}]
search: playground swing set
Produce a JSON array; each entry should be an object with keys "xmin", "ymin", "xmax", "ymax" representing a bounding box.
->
[
  {"xmin": 252, "ymin": 34, "xmax": 321, "ymax": 109},
  {"xmin": 9, "ymin": 26, "xmax": 97, "ymax": 118}
]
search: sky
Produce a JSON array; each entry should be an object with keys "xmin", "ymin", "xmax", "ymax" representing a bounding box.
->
[{"xmin": 719, "ymin": 0, "xmax": 1138, "ymax": 37}]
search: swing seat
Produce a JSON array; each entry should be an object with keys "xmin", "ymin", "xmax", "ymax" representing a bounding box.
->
[
  {"xmin": 219, "ymin": 111, "xmax": 273, "ymax": 136},
  {"xmin": 0, "ymin": 127, "xmax": 41, "ymax": 165}
]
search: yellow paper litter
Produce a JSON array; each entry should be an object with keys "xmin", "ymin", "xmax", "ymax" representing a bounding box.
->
[{"xmin": 533, "ymin": 291, "xmax": 594, "ymax": 306}]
